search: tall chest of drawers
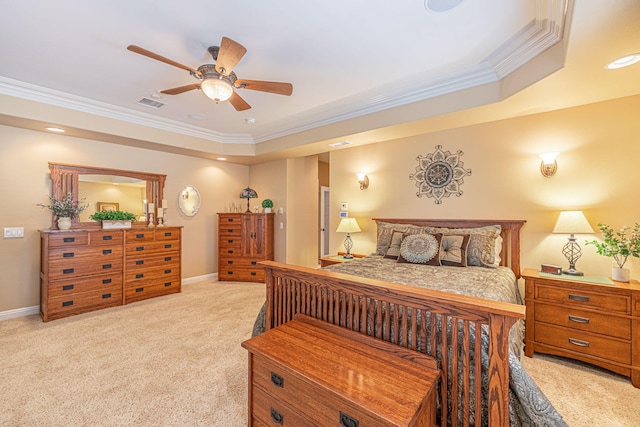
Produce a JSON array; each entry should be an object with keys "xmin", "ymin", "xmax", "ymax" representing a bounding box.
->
[
  {"xmin": 40, "ymin": 226, "xmax": 182, "ymax": 322},
  {"xmin": 523, "ymin": 268, "xmax": 640, "ymax": 388},
  {"xmin": 242, "ymin": 315, "xmax": 440, "ymax": 427},
  {"xmin": 218, "ymin": 213, "xmax": 274, "ymax": 282}
]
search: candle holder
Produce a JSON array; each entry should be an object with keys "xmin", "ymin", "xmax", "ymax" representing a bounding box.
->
[
  {"xmin": 148, "ymin": 212, "xmax": 156, "ymax": 228},
  {"xmin": 157, "ymin": 217, "xmax": 165, "ymax": 227}
]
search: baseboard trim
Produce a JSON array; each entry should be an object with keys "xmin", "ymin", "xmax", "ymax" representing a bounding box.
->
[
  {"xmin": 0, "ymin": 274, "xmax": 220, "ymax": 321},
  {"xmin": 0, "ymin": 305, "xmax": 39, "ymax": 321},
  {"xmin": 182, "ymin": 273, "xmax": 218, "ymax": 285}
]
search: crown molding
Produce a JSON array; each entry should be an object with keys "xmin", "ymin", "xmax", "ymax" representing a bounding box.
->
[{"xmin": 0, "ymin": 0, "xmax": 569, "ymax": 148}]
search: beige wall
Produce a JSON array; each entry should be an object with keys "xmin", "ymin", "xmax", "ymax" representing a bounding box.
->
[
  {"xmin": 329, "ymin": 95, "xmax": 640, "ymax": 280},
  {"xmin": 248, "ymin": 159, "xmax": 288, "ymax": 262},
  {"xmin": 285, "ymin": 156, "xmax": 319, "ymax": 267},
  {"xmin": 0, "ymin": 125, "xmax": 249, "ymax": 312}
]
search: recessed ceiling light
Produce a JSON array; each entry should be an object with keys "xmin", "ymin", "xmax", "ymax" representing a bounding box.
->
[
  {"xmin": 328, "ymin": 141, "xmax": 352, "ymax": 147},
  {"xmin": 605, "ymin": 53, "xmax": 640, "ymax": 70},
  {"xmin": 45, "ymin": 127, "xmax": 65, "ymax": 133},
  {"xmin": 245, "ymin": 118, "xmax": 256, "ymax": 124},
  {"xmin": 188, "ymin": 113, "xmax": 208, "ymax": 121},
  {"xmin": 217, "ymin": 157, "xmax": 227, "ymax": 161}
]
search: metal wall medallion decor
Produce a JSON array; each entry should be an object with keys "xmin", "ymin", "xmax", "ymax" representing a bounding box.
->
[{"xmin": 409, "ymin": 145, "xmax": 471, "ymax": 204}]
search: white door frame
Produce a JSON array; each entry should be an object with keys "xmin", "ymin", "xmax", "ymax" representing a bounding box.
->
[{"xmin": 319, "ymin": 186, "xmax": 330, "ymax": 257}]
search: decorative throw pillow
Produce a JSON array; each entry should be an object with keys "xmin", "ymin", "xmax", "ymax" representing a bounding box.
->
[
  {"xmin": 397, "ymin": 233, "xmax": 442, "ymax": 266},
  {"xmin": 426, "ymin": 225, "xmax": 501, "ymax": 268},
  {"xmin": 384, "ymin": 231, "xmax": 404, "ymax": 259},
  {"xmin": 375, "ymin": 222, "xmax": 428, "ymax": 255},
  {"xmin": 440, "ymin": 234, "xmax": 470, "ymax": 267}
]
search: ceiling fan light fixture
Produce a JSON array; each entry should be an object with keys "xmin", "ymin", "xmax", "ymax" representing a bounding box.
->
[{"xmin": 201, "ymin": 77, "xmax": 233, "ymax": 102}]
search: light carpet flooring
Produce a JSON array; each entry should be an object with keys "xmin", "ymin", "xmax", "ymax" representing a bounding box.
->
[{"xmin": 1, "ymin": 280, "xmax": 638, "ymax": 426}]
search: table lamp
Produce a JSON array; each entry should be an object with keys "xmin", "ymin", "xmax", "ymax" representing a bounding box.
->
[
  {"xmin": 552, "ymin": 210, "xmax": 594, "ymax": 276},
  {"xmin": 239, "ymin": 187, "xmax": 258, "ymax": 213},
  {"xmin": 336, "ymin": 217, "xmax": 361, "ymax": 259}
]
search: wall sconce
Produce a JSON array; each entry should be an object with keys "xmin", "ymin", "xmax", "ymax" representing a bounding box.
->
[
  {"xmin": 356, "ymin": 173, "xmax": 369, "ymax": 190},
  {"xmin": 539, "ymin": 152, "xmax": 559, "ymax": 177}
]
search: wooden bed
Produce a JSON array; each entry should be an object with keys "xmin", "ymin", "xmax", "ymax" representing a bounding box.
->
[{"xmin": 261, "ymin": 219, "xmax": 526, "ymax": 427}]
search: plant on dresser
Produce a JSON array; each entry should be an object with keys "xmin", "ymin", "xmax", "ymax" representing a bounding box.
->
[
  {"xmin": 586, "ymin": 222, "xmax": 640, "ymax": 282},
  {"xmin": 217, "ymin": 213, "xmax": 274, "ymax": 282}
]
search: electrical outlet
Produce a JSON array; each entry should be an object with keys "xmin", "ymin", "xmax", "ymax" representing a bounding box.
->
[{"xmin": 4, "ymin": 227, "xmax": 24, "ymax": 238}]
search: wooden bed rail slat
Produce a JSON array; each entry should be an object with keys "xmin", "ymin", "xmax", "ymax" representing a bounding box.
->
[{"xmin": 262, "ymin": 261, "xmax": 523, "ymax": 427}]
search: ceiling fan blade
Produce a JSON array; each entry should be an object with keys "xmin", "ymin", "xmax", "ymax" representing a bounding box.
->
[
  {"xmin": 235, "ymin": 79, "xmax": 293, "ymax": 96},
  {"xmin": 127, "ymin": 45, "xmax": 201, "ymax": 76},
  {"xmin": 160, "ymin": 84, "xmax": 201, "ymax": 95},
  {"xmin": 215, "ymin": 37, "xmax": 247, "ymax": 76},
  {"xmin": 228, "ymin": 91, "xmax": 251, "ymax": 111}
]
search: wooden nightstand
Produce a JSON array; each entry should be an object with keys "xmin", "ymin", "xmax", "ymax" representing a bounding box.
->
[
  {"xmin": 522, "ymin": 268, "xmax": 640, "ymax": 388},
  {"xmin": 319, "ymin": 252, "xmax": 365, "ymax": 267}
]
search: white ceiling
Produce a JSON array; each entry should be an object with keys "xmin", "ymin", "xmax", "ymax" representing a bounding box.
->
[{"xmin": 0, "ymin": 0, "xmax": 639, "ymax": 164}]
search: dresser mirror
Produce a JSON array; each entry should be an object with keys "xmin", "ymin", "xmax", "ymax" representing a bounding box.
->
[
  {"xmin": 48, "ymin": 162, "xmax": 166, "ymax": 229},
  {"xmin": 178, "ymin": 185, "xmax": 201, "ymax": 217}
]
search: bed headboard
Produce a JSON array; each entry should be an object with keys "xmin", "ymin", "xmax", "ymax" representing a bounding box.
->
[{"xmin": 372, "ymin": 218, "xmax": 526, "ymax": 279}]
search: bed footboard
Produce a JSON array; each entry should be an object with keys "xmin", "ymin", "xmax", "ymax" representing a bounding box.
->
[{"xmin": 261, "ymin": 261, "xmax": 525, "ymax": 427}]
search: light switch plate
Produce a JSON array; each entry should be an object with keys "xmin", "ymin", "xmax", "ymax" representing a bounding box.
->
[{"xmin": 4, "ymin": 227, "xmax": 24, "ymax": 238}]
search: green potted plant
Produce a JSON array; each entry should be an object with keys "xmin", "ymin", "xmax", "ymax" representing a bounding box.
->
[
  {"xmin": 586, "ymin": 222, "xmax": 640, "ymax": 282},
  {"xmin": 37, "ymin": 192, "xmax": 89, "ymax": 230},
  {"xmin": 261, "ymin": 199, "xmax": 274, "ymax": 213},
  {"xmin": 90, "ymin": 210, "xmax": 138, "ymax": 229}
]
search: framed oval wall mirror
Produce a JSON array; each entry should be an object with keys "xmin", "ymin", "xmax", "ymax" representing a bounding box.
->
[{"xmin": 178, "ymin": 185, "xmax": 201, "ymax": 217}]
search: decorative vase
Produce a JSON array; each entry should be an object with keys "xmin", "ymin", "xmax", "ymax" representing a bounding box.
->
[
  {"xmin": 612, "ymin": 267, "xmax": 630, "ymax": 283},
  {"xmin": 264, "ymin": 208, "xmax": 272, "ymax": 213},
  {"xmin": 57, "ymin": 216, "xmax": 71, "ymax": 230}
]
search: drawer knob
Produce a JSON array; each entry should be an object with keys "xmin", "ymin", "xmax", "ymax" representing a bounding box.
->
[
  {"xmin": 136, "ymin": 273, "xmax": 144, "ymax": 279},
  {"xmin": 568, "ymin": 315, "xmax": 590, "ymax": 324},
  {"xmin": 102, "ymin": 235, "xmax": 113, "ymax": 240},
  {"xmin": 102, "ymin": 264, "xmax": 112, "ymax": 269},
  {"xmin": 62, "ymin": 284, "xmax": 74, "ymax": 291},
  {"xmin": 63, "ymin": 252, "xmax": 74, "ymax": 258},
  {"xmin": 568, "ymin": 294, "xmax": 589, "ymax": 302},
  {"xmin": 103, "ymin": 249, "xmax": 112, "ymax": 255},
  {"xmin": 270, "ymin": 408, "xmax": 283, "ymax": 424},
  {"xmin": 63, "ymin": 237, "xmax": 75, "ymax": 243},
  {"xmin": 102, "ymin": 278, "xmax": 112, "ymax": 284},
  {"xmin": 164, "ymin": 244, "xmax": 171, "ymax": 249},
  {"xmin": 270, "ymin": 372, "xmax": 284, "ymax": 388},
  {"xmin": 164, "ymin": 232, "xmax": 172, "ymax": 237},
  {"xmin": 136, "ymin": 233, "xmax": 145, "ymax": 238},
  {"xmin": 136, "ymin": 260, "xmax": 144, "ymax": 265},
  {"xmin": 568, "ymin": 338, "xmax": 590, "ymax": 347},
  {"xmin": 164, "ymin": 257, "xmax": 172, "ymax": 261},
  {"xmin": 340, "ymin": 411, "xmax": 359, "ymax": 427},
  {"xmin": 102, "ymin": 293, "xmax": 111, "ymax": 299},
  {"xmin": 63, "ymin": 268, "xmax": 74, "ymax": 274},
  {"xmin": 62, "ymin": 301, "xmax": 73, "ymax": 307}
]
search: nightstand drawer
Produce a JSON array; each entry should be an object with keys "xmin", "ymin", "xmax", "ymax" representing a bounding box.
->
[
  {"xmin": 536, "ymin": 284, "xmax": 631, "ymax": 313},
  {"xmin": 535, "ymin": 323, "xmax": 630, "ymax": 364},
  {"xmin": 252, "ymin": 385, "xmax": 310, "ymax": 427},
  {"xmin": 535, "ymin": 303, "xmax": 631, "ymax": 340}
]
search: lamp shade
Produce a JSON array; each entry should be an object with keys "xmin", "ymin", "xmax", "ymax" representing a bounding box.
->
[
  {"xmin": 239, "ymin": 187, "xmax": 258, "ymax": 199},
  {"xmin": 201, "ymin": 78, "xmax": 233, "ymax": 102},
  {"xmin": 552, "ymin": 211, "xmax": 594, "ymax": 234},
  {"xmin": 336, "ymin": 217, "xmax": 361, "ymax": 233}
]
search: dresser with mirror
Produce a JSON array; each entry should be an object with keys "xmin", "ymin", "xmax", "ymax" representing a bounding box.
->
[{"xmin": 39, "ymin": 163, "xmax": 182, "ymax": 321}]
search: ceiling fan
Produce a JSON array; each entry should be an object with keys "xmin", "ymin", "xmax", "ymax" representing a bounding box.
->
[{"xmin": 127, "ymin": 37, "xmax": 293, "ymax": 111}]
